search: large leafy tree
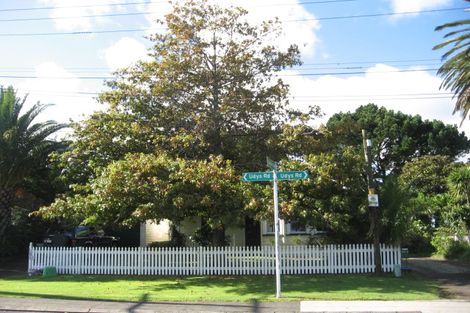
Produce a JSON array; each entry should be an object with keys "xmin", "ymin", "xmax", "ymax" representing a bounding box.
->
[
  {"xmin": 318, "ymin": 106, "xmax": 469, "ymax": 249},
  {"xmin": 326, "ymin": 104, "xmax": 470, "ymax": 178},
  {"xmin": 434, "ymin": 18, "xmax": 470, "ymax": 123},
  {"xmin": 0, "ymin": 86, "xmax": 65, "ymax": 241},
  {"xmin": 40, "ymin": 0, "xmax": 317, "ymax": 239},
  {"xmin": 97, "ymin": 0, "xmax": 308, "ymax": 168}
]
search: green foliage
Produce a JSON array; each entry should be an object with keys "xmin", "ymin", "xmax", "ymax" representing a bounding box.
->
[
  {"xmin": 0, "ymin": 86, "xmax": 66, "ymax": 189},
  {"xmin": 192, "ymin": 222, "xmax": 230, "ymax": 246},
  {"xmin": 444, "ymin": 240, "xmax": 470, "ymax": 259},
  {"xmin": 401, "ymin": 161, "xmax": 469, "ymax": 254},
  {"xmin": 431, "ymin": 223, "xmax": 469, "ymax": 257},
  {"xmin": 460, "ymin": 247, "xmax": 470, "ymax": 262},
  {"xmin": 434, "ymin": 18, "xmax": 470, "ymax": 123},
  {"xmin": 34, "ymin": 2, "xmax": 470, "ymax": 249},
  {"xmin": 0, "ymin": 86, "xmax": 65, "ymax": 247},
  {"xmin": 380, "ymin": 175, "xmax": 410, "ymax": 244},
  {"xmin": 397, "ymin": 156, "xmax": 459, "ymax": 251},
  {"xmin": 399, "ymin": 155, "xmax": 455, "ymax": 195},
  {"xmin": 39, "ymin": 0, "xmax": 318, "ymax": 240},
  {"xmin": 278, "ymin": 147, "xmax": 368, "ymax": 242},
  {"xmin": 97, "ymin": 0, "xmax": 312, "ymax": 166},
  {"xmin": 38, "ymin": 153, "xmax": 245, "ymax": 229},
  {"xmin": 324, "ymin": 105, "xmax": 469, "ymax": 248},
  {"xmin": 327, "ymin": 104, "xmax": 469, "ymax": 177},
  {"xmin": 404, "ymin": 220, "xmax": 435, "ymax": 254},
  {"xmin": 431, "ymin": 227, "xmax": 455, "ymax": 255},
  {"xmin": 447, "ymin": 165, "xmax": 470, "ymax": 206}
]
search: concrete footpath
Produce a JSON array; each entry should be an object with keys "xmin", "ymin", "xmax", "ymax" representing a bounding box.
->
[
  {"xmin": 301, "ymin": 300, "xmax": 470, "ymax": 313},
  {"xmin": 0, "ymin": 297, "xmax": 298, "ymax": 313},
  {"xmin": 1, "ymin": 297, "xmax": 470, "ymax": 313}
]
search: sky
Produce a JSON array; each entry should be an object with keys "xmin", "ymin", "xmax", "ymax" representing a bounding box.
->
[{"xmin": 0, "ymin": 0, "xmax": 469, "ymax": 138}]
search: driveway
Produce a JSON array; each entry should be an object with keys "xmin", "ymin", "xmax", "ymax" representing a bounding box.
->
[{"xmin": 408, "ymin": 257, "xmax": 470, "ymax": 299}]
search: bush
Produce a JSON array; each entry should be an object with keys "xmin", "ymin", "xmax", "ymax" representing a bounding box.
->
[
  {"xmin": 431, "ymin": 234, "xmax": 453, "ymax": 256},
  {"xmin": 444, "ymin": 240, "xmax": 470, "ymax": 259},
  {"xmin": 431, "ymin": 226, "xmax": 470, "ymax": 259},
  {"xmin": 405, "ymin": 233, "xmax": 434, "ymax": 255},
  {"xmin": 460, "ymin": 248, "xmax": 470, "ymax": 262}
]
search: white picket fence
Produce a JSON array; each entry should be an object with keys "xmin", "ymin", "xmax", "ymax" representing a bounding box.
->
[{"xmin": 28, "ymin": 243, "xmax": 401, "ymax": 276}]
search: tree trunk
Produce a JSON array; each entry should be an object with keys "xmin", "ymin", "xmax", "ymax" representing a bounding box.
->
[
  {"xmin": 0, "ymin": 188, "xmax": 14, "ymax": 241},
  {"xmin": 211, "ymin": 224, "xmax": 226, "ymax": 246}
]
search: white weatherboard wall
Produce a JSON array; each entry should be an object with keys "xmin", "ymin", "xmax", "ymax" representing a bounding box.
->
[
  {"xmin": 140, "ymin": 217, "xmax": 246, "ymax": 247},
  {"xmin": 28, "ymin": 244, "xmax": 400, "ymax": 276},
  {"xmin": 140, "ymin": 220, "xmax": 171, "ymax": 246}
]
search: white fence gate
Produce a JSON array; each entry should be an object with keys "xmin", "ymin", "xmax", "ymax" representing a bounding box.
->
[{"xmin": 28, "ymin": 243, "xmax": 401, "ymax": 276}]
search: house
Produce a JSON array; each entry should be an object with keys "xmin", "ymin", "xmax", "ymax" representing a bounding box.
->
[{"xmin": 140, "ymin": 217, "xmax": 321, "ymax": 247}]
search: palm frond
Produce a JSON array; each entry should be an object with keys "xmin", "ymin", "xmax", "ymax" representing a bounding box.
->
[
  {"xmin": 435, "ymin": 19, "xmax": 470, "ymax": 32},
  {"xmin": 0, "ymin": 86, "xmax": 67, "ymax": 188},
  {"xmin": 435, "ymin": 17, "xmax": 470, "ymax": 124}
]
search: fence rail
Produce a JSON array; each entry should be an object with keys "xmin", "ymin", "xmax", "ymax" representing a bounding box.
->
[{"xmin": 28, "ymin": 243, "xmax": 400, "ymax": 276}]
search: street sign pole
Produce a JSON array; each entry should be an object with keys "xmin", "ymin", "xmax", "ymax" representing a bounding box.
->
[
  {"xmin": 242, "ymin": 159, "xmax": 310, "ymax": 299},
  {"xmin": 272, "ymin": 167, "xmax": 281, "ymax": 299}
]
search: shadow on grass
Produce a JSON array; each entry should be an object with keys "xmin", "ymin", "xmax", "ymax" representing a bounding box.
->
[{"xmin": 143, "ymin": 273, "xmax": 440, "ymax": 301}]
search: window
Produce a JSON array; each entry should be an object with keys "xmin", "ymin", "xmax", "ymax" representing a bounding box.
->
[
  {"xmin": 288, "ymin": 221, "xmax": 307, "ymax": 234},
  {"xmin": 263, "ymin": 220, "xmax": 308, "ymax": 235},
  {"xmin": 263, "ymin": 221, "xmax": 275, "ymax": 234}
]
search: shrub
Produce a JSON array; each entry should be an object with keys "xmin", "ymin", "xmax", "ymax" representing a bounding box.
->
[
  {"xmin": 406, "ymin": 233, "xmax": 434, "ymax": 254},
  {"xmin": 460, "ymin": 248, "xmax": 470, "ymax": 262},
  {"xmin": 444, "ymin": 240, "xmax": 470, "ymax": 259},
  {"xmin": 431, "ymin": 230, "xmax": 454, "ymax": 256},
  {"xmin": 431, "ymin": 226, "xmax": 470, "ymax": 259}
]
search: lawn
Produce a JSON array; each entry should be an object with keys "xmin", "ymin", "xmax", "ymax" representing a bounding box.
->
[{"xmin": 0, "ymin": 273, "xmax": 441, "ymax": 302}]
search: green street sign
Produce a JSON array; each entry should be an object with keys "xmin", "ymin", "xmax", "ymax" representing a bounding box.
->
[
  {"xmin": 242, "ymin": 171, "xmax": 309, "ymax": 182},
  {"xmin": 277, "ymin": 171, "xmax": 309, "ymax": 180},
  {"xmin": 243, "ymin": 172, "xmax": 273, "ymax": 181}
]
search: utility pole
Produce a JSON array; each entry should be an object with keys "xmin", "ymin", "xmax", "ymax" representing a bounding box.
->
[{"xmin": 362, "ymin": 129, "xmax": 382, "ymax": 274}]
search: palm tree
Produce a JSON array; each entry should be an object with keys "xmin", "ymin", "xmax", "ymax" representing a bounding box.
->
[
  {"xmin": 434, "ymin": 18, "xmax": 470, "ymax": 124},
  {"xmin": 448, "ymin": 165, "xmax": 470, "ymax": 207},
  {"xmin": 0, "ymin": 86, "xmax": 65, "ymax": 241}
]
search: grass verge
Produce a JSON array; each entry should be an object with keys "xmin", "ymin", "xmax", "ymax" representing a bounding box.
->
[{"xmin": 0, "ymin": 273, "xmax": 440, "ymax": 302}]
